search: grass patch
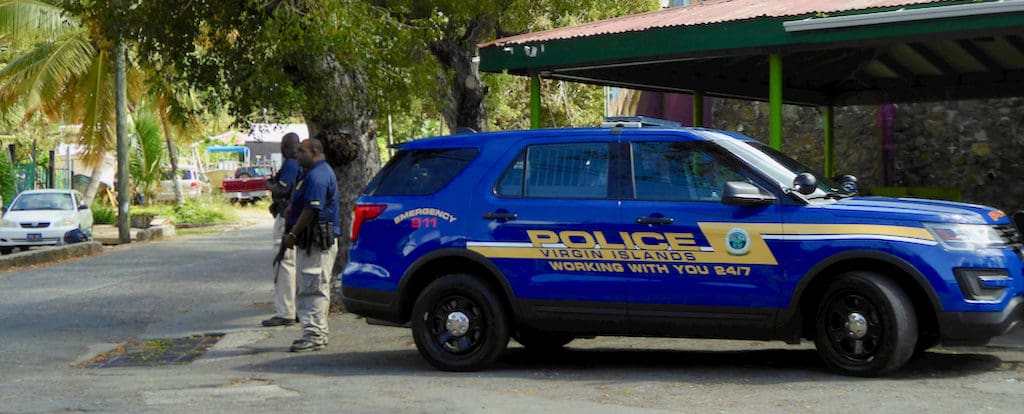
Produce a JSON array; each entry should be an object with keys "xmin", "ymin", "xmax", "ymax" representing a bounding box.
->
[{"xmin": 132, "ymin": 198, "xmax": 239, "ymax": 227}]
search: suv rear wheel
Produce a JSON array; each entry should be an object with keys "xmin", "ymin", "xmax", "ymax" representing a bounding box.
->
[
  {"xmin": 813, "ymin": 271, "xmax": 917, "ymax": 376},
  {"xmin": 411, "ymin": 274, "xmax": 510, "ymax": 371}
]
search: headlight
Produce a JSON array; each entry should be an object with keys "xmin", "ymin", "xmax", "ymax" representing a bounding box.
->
[
  {"xmin": 1, "ymin": 219, "xmax": 19, "ymax": 228},
  {"xmin": 924, "ymin": 223, "xmax": 1005, "ymax": 251},
  {"xmin": 55, "ymin": 217, "xmax": 77, "ymax": 227}
]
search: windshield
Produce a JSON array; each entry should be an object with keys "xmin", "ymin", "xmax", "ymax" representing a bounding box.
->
[
  {"xmin": 246, "ymin": 167, "xmax": 272, "ymax": 177},
  {"xmin": 11, "ymin": 193, "xmax": 75, "ymax": 211},
  {"xmin": 705, "ymin": 133, "xmax": 849, "ymax": 198}
]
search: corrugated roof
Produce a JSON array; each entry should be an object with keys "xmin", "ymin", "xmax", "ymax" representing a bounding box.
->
[{"xmin": 480, "ymin": 0, "xmax": 948, "ymax": 48}]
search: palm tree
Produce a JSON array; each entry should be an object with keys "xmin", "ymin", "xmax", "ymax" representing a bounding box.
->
[
  {"xmin": 0, "ymin": 0, "xmax": 114, "ymax": 204},
  {"xmin": 128, "ymin": 102, "xmax": 164, "ymax": 203},
  {"xmin": 0, "ymin": 0, "xmax": 202, "ymax": 205}
]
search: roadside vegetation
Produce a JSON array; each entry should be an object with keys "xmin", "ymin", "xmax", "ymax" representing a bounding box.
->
[{"xmin": 92, "ymin": 197, "xmax": 239, "ymax": 229}]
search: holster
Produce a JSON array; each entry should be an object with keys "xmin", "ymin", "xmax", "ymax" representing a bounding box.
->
[
  {"xmin": 270, "ymin": 197, "xmax": 290, "ymax": 218},
  {"xmin": 297, "ymin": 222, "xmax": 335, "ymax": 255}
]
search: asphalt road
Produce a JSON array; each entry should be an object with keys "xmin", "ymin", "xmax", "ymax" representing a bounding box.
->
[{"xmin": 1, "ymin": 212, "xmax": 1023, "ymax": 413}]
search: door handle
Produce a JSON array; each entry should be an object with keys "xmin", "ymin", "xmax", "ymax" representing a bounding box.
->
[
  {"xmin": 636, "ymin": 216, "xmax": 673, "ymax": 225},
  {"xmin": 483, "ymin": 212, "xmax": 518, "ymax": 221}
]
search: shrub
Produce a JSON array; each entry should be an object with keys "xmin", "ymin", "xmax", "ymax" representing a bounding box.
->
[
  {"xmin": 0, "ymin": 154, "xmax": 15, "ymax": 208},
  {"xmin": 172, "ymin": 201, "xmax": 226, "ymax": 226},
  {"xmin": 92, "ymin": 202, "xmax": 117, "ymax": 224}
]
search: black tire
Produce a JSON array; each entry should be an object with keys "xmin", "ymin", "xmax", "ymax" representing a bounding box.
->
[
  {"xmin": 0, "ymin": 246, "xmax": 12, "ymax": 255},
  {"xmin": 814, "ymin": 271, "xmax": 918, "ymax": 377},
  {"xmin": 411, "ymin": 274, "xmax": 510, "ymax": 371},
  {"xmin": 514, "ymin": 329, "xmax": 574, "ymax": 352}
]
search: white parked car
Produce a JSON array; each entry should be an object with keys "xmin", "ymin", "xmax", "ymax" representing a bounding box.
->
[
  {"xmin": 154, "ymin": 167, "xmax": 211, "ymax": 201},
  {"xmin": 0, "ymin": 189, "xmax": 93, "ymax": 254}
]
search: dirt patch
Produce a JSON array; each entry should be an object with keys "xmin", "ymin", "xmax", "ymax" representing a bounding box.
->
[{"xmin": 78, "ymin": 334, "xmax": 224, "ymax": 368}]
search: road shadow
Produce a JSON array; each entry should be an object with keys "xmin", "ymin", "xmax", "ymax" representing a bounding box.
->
[{"xmin": 238, "ymin": 345, "xmax": 1006, "ymax": 383}]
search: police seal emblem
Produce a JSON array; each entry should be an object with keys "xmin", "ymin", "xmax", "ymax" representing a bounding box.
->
[{"xmin": 726, "ymin": 228, "xmax": 751, "ymax": 256}]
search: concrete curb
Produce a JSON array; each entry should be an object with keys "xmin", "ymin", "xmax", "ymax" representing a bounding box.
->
[
  {"xmin": 0, "ymin": 241, "xmax": 104, "ymax": 272},
  {"xmin": 94, "ymin": 224, "xmax": 176, "ymax": 245}
]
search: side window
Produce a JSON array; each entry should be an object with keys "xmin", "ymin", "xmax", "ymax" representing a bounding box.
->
[
  {"xmin": 496, "ymin": 152, "xmax": 525, "ymax": 197},
  {"xmin": 631, "ymin": 141, "xmax": 750, "ymax": 202},
  {"xmin": 368, "ymin": 148, "xmax": 479, "ymax": 196},
  {"xmin": 496, "ymin": 143, "xmax": 609, "ymax": 199}
]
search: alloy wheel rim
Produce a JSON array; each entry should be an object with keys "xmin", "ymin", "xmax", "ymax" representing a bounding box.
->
[
  {"xmin": 428, "ymin": 295, "xmax": 485, "ymax": 355},
  {"xmin": 825, "ymin": 292, "xmax": 883, "ymax": 363}
]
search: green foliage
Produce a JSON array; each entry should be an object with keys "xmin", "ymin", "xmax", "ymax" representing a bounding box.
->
[
  {"xmin": 132, "ymin": 200, "xmax": 237, "ymax": 227},
  {"xmin": 171, "ymin": 202, "xmax": 226, "ymax": 226},
  {"xmin": 0, "ymin": 152, "xmax": 15, "ymax": 206},
  {"xmin": 0, "ymin": 0, "xmax": 119, "ymax": 168},
  {"xmin": 477, "ymin": 0, "xmax": 659, "ymax": 131},
  {"xmin": 90, "ymin": 201, "xmax": 116, "ymax": 224},
  {"xmin": 3, "ymin": 0, "xmax": 209, "ymax": 198},
  {"xmin": 128, "ymin": 104, "xmax": 165, "ymax": 201},
  {"xmin": 126, "ymin": 0, "xmax": 436, "ymax": 126}
]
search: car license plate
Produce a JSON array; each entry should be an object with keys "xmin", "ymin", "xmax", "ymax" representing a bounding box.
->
[{"xmin": 27, "ymin": 233, "xmax": 42, "ymax": 241}]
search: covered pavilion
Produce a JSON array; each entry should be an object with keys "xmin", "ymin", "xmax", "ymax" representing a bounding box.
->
[{"xmin": 478, "ymin": 0, "xmax": 1024, "ymax": 177}]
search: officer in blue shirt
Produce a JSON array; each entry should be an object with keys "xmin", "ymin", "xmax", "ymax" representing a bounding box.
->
[
  {"xmin": 261, "ymin": 133, "xmax": 303, "ymax": 327},
  {"xmin": 282, "ymin": 138, "xmax": 340, "ymax": 352}
]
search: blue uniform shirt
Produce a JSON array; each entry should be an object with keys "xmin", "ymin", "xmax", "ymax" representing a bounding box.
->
[
  {"xmin": 287, "ymin": 160, "xmax": 340, "ymax": 236},
  {"xmin": 277, "ymin": 158, "xmax": 301, "ymax": 191}
]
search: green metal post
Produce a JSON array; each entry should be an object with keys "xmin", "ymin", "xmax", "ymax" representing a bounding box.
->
[
  {"xmin": 693, "ymin": 92, "xmax": 704, "ymax": 127},
  {"xmin": 530, "ymin": 74, "xmax": 541, "ymax": 129},
  {"xmin": 769, "ymin": 53, "xmax": 783, "ymax": 150},
  {"xmin": 824, "ymin": 105, "xmax": 834, "ymax": 178}
]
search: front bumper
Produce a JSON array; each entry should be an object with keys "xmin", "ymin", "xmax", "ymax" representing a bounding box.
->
[
  {"xmin": 938, "ymin": 295, "xmax": 1024, "ymax": 346},
  {"xmin": 224, "ymin": 190, "xmax": 269, "ymax": 200},
  {"xmin": 0, "ymin": 226, "xmax": 77, "ymax": 247}
]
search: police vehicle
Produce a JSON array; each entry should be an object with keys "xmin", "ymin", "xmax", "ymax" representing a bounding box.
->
[{"xmin": 341, "ymin": 117, "xmax": 1024, "ymax": 376}]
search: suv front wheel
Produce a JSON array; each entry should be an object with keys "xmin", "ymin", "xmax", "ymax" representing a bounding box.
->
[
  {"xmin": 813, "ymin": 271, "xmax": 918, "ymax": 376},
  {"xmin": 411, "ymin": 274, "xmax": 510, "ymax": 371}
]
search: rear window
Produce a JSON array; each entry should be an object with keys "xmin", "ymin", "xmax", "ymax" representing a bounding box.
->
[{"xmin": 367, "ymin": 148, "xmax": 479, "ymax": 196}]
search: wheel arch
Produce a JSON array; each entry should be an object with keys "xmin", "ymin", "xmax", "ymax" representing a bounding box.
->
[
  {"xmin": 397, "ymin": 248, "xmax": 519, "ymax": 322},
  {"xmin": 777, "ymin": 250, "xmax": 942, "ymax": 343}
]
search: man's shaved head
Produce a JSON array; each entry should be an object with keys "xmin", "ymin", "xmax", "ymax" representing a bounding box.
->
[
  {"xmin": 297, "ymin": 138, "xmax": 326, "ymax": 168},
  {"xmin": 281, "ymin": 132, "xmax": 300, "ymax": 158}
]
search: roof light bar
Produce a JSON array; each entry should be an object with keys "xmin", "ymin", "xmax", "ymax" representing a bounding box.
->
[
  {"xmin": 783, "ymin": 0, "xmax": 1024, "ymax": 33},
  {"xmin": 601, "ymin": 116, "xmax": 682, "ymax": 128}
]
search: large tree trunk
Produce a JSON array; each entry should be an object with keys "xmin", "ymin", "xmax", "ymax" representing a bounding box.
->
[
  {"xmin": 303, "ymin": 59, "xmax": 381, "ymax": 310},
  {"xmin": 82, "ymin": 160, "xmax": 109, "ymax": 206},
  {"xmin": 432, "ymin": 23, "xmax": 490, "ymax": 133},
  {"xmin": 161, "ymin": 122, "xmax": 184, "ymax": 206}
]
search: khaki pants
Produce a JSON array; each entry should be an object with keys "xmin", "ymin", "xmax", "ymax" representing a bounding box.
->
[
  {"xmin": 296, "ymin": 239, "xmax": 337, "ymax": 344},
  {"xmin": 272, "ymin": 215, "xmax": 296, "ymax": 319}
]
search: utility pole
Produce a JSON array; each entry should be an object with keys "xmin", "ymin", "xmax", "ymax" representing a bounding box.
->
[{"xmin": 115, "ymin": 38, "xmax": 130, "ymax": 244}]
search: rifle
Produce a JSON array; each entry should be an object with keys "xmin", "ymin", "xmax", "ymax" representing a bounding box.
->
[{"xmin": 272, "ymin": 241, "xmax": 288, "ymax": 283}]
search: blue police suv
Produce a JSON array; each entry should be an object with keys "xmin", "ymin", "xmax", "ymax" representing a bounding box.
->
[{"xmin": 342, "ymin": 117, "xmax": 1024, "ymax": 376}]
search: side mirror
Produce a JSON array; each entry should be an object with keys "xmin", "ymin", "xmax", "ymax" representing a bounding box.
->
[
  {"xmin": 792, "ymin": 172, "xmax": 817, "ymax": 195},
  {"xmin": 722, "ymin": 181, "xmax": 776, "ymax": 207},
  {"xmin": 78, "ymin": 204, "xmax": 89, "ymax": 210},
  {"xmin": 838, "ymin": 174, "xmax": 859, "ymax": 194}
]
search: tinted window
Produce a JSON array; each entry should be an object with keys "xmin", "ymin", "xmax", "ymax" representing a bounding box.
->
[
  {"xmin": 160, "ymin": 170, "xmax": 198, "ymax": 180},
  {"xmin": 631, "ymin": 141, "xmax": 749, "ymax": 202},
  {"xmin": 498, "ymin": 143, "xmax": 609, "ymax": 199},
  {"xmin": 369, "ymin": 148, "xmax": 479, "ymax": 196},
  {"xmin": 495, "ymin": 152, "xmax": 525, "ymax": 197}
]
